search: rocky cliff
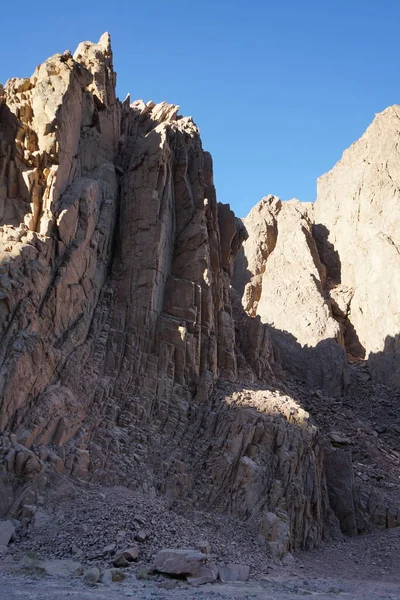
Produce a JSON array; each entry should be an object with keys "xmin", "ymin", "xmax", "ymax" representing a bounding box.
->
[
  {"xmin": 234, "ymin": 107, "xmax": 400, "ymax": 392},
  {"xmin": 315, "ymin": 106, "xmax": 400, "ymax": 387},
  {"xmin": 1, "ymin": 35, "xmax": 399, "ymax": 564}
]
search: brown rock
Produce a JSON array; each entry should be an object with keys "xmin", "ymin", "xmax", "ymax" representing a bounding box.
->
[
  {"xmin": 153, "ymin": 549, "xmax": 207, "ymax": 576},
  {"xmin": 315, "ymin": 105, "xmax": 400, "ymax": 386},
  {"xmin": 134, "ymin": 529, "xmax": 147, "ymax": 542},
  {"xmin": 187, "ymin": 563, "xmax": 219, "ymax": 586},
  {"xmin": 234, "ymin": 198, "xmax": 348, "ymax": 396},
  {"xmin": 2, "ymin": 33, "xmax": 395, "ymax": 562},
  {"xmin": 112, "ymin": 545, "xmax": 140, "ymax": 567}
]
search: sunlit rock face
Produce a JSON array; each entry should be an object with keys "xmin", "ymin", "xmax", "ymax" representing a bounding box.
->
[
  {"xmin": 315, "ymin": 105, "xmax": 400, "ymax": 387},
  {"xmin": 233, "ymin": 197, "xmax": 348, "ymax": 397},
  {"xmin": 235, "ymin": 107, "xmax": 400, "ymax": 392}
]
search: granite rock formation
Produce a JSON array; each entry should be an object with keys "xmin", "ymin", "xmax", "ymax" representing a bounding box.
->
[
  {"xmin": 0, "ymin": 35, "xmax": 399, "ymax": 564},
  {"xmin": 0, "ymin": 34, "xmax": 331, "ymax": 556},
  {"xmin": 314, "ymin": 106, "xmax": 400, "ymax": 387},
  {"xmin": 233, "ymin": 197, "xmax": 348, "ymax": 396},
  {"xmin": 235, "ymin": 108, "xmax": 400, "ymax": 393}
]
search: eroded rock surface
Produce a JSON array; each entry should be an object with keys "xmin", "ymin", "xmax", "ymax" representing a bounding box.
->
[
  {"xmin": 0, "ymin": 35, "xmax": 399, "ymax": 569},
  {"xmin": 0, "ymin": 34, "xmax": 333, "ymax": 557},
  {"xmin": 315, "ymin": 105, "xmax": 400, "ymax": 386},
  {"xmin": 234, "ymin": 198, "xmax": 348, "ymax": 396}
]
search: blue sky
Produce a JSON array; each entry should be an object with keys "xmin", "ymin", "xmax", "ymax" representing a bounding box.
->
[{"xmin": 1, "ymin": 1, "xmax": 399, "ymax": 216}]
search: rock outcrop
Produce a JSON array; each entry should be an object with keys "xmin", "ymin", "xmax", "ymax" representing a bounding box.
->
[
  {"xmin": 235, "ymin": 108, "xmax": 400, "ymax": 393},
  {"xmin": 0, "ymin": 34, "xmax": 334, "ymax": 556},
  {"xmin": 233, "ymin": 197, "xmax": 348, "ymax": 396},
  {"xmin": 314, "ymin": 106, "xmax": 400, "ymax": 386},
  {"xmin": 1, "ymin": 35, "xmax": 399, "ymax": 564}
]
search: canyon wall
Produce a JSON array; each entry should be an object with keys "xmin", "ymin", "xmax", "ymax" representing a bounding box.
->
[
  {"xmin": 0, "ymin": 35, "xmax": 331, "ymax": 555},
  {"xmin": 315, "ymin": 106, "xmax": 400, "ymax": 386},
  {"xmin": 1, "ymin": 36, "xmax": 399, "ymax": 557}
]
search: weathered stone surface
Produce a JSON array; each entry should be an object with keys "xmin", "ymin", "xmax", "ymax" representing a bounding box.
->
[
  {"xmin": 83, "ymin": 567, "xmax": 101, "ymax": 585},
  {"xmin": 0, "ymin": 35, "xmax": 333, "ymax": 557},
  {"xmin": 232, "ymin": 194, "xmax": 281, "ymax": 312},
  {"xmin": 234, "ymin": 199, "xmax": 348, "ymax": 396},
  {"xmin": 261, "ymin": 511, "xmax": 290, "ymax": 558},
  {"xmin": 112, "ymin": 546, "xmax": 140, "ymax": 567},
  {"xmin": 187, "ymin": 563, "xmax": 219, "ymax": 585},
  {"xmin": 153, "ymin": 548, "xmax": 207, "ymax": 575},
  {"xmin": 315, "ymin": 105, "xmax": 400, "ymax": 386},
  {"xmin": 1, "ymin": 34, "xmax": 398, "ymax": 564},
  {"xmin": 37, "ymin": 559, "xmax": 83, "ymax": 578}
]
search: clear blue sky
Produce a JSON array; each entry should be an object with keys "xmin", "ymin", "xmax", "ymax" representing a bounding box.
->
[{"xmin": 1, "ymin": 1, "xmax": 399, "ymax": 216}]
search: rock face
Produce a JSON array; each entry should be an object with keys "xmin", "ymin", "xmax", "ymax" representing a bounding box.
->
[
  {"xmin": 233, "ymin": 197, "xmax": 348, "ymax": 396},
  {"xmin": 314, "ymin": 106, "xmax": 400, "ymax": 386},
  {"xmin": 235, "ymin": 109, "xmax": 400, "ymax": 393},
  {"xmin": 0, "ymin": 35, "xmax": 399, "ymax": 561},
  {"xmin": 0, "ymin": 34, "xmax": 333, "ymax": 555}
]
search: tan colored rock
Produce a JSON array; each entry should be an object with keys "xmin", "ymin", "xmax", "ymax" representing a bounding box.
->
[
  {"xmin": 0, "ymin": 32, "xmax": 330, "ymax": 554},
  {"xmin": 315, "ymin": 105, "xmax": 400, "ymax": 386},
  {"xmin": 261, "ymin": 511, "xmax": 290, "ymax": 558},
  {"xmin": 232, "ymin": 194, "xmax": 281, "ymax": 314},
  {"xmin": 234, "ymin": 198, "xmax": 348, "ymax": 395},
  {"xmin": 1, "ymin": 33, "xmax": 388, "ymax": 560},
  {"xmin": 187, "ymin": 563, "xmax": 219, "ymax": 585},
  {"xmin": 112, "ymin": 545, "xmax": 140, "ymax": 567}
]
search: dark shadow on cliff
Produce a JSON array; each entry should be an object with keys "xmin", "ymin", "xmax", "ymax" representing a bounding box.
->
[
  {"xmin": 231, "ymin": 247, "xmax": 252, "ymax": 298},
  {"xmin": 266, "ymin": 325, "xmax": 349, "ymax": 397},
  {"xmin": 227, "ymin": 292, "xmax": 400, "ymax": 540},
  {"xmin": 312, "ymin": 223, "xmax": 341, "ymax": 285},
  {"xmin": 0, "ymin": 102, "xmax": 32, "ymax": 227},
  {"xmin": 367, "ymin": 333, "xmax": 400, "ymax": 387},
  {"xmin": 313, "ymin": 223, "xmax": 366, "ymax": 359}
]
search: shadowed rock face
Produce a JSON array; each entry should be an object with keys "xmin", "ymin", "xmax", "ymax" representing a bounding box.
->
[{"xmin": 1, "ymin": 35, "xmax": 399, "ymax": 558}]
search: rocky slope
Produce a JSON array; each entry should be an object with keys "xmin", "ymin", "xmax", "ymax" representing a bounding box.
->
[{"xmin": 0, "ymin": 34, "xmax": 399, "ymax": 575}]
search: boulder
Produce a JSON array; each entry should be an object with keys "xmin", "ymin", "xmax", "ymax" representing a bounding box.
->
[
  {"xmin": 153, "ymin": 548, "xmax": 207, "ymax": 576},
  {"xmin": 83, "ymin": 567, "xmax": 101, "ymax": 585},
  {"xmin": 112, "ymin": 545, "xmax": 140, "ymax": 567},
  {"xmin": 187, "ymin": 563, "xmax": 219, "ymax": 586}
]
